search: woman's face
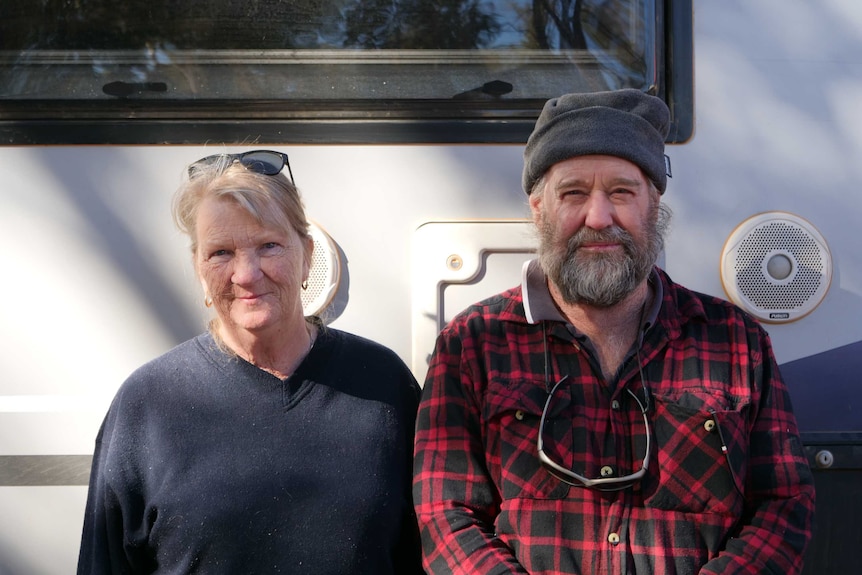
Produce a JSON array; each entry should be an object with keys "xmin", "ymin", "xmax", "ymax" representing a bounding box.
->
[{"xmin": 195, "ymin": 195, "xmax": 311, "ymax": 342}]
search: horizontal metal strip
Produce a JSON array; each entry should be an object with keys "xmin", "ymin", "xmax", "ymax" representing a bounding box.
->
[
  {"xmin": 0, "ymin": 455, "xmax": 92, "ymax": 486},
  {"xmin": 4, "ymin": 437, "xmax": 859, "ymax": 486}
]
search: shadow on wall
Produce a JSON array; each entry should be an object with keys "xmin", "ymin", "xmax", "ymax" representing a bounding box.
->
[
  {"xmin": 42, "ymin": 146, "xmax": 204, "ymax": 344},
  {"xmin": 0, "ymin": 541, "xmax": 27, "ymax": 575}
]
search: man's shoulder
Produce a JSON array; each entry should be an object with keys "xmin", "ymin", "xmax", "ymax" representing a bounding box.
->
[
  {"xmin": 448, "ymin": 285, "xmax": 528, "ymax": 326},
  {"xmin": 659, "ymin": 269, "xmax": 762, "ymax": 329}
]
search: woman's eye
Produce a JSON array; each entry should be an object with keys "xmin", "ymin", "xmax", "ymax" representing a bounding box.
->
[
  {"xmin": 206, "ymin": 249, "xmax": 230, "ymax": 260},
  {"xmin": 261, "ymin": 242, "xmax": 285, "ymax": 253}
]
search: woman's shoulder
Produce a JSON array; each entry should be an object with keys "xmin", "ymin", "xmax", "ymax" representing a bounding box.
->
[
  {"xmin": 128, "ymin": 333, "xmax": 209, "ymax": 372},
  {"xmin": 116, "ymin": 333, "xmax": 219, "ymax": 396},
  {"xmin": 320, "ymin": 327, "xmax": 400, "ymax": 360},
  {"xmin": 316, "ymin": 327, "xmax": 419, "ymax": 386}
]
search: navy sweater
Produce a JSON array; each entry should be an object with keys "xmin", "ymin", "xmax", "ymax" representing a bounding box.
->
[{"xmin": 78, "ymin": 328, "xmax": 423, "ymax": 574}]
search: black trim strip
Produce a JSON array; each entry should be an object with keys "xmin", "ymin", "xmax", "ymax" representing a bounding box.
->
[{"xmin": 0, "ymin": 118, "xmax": 540, "ymax": 146}]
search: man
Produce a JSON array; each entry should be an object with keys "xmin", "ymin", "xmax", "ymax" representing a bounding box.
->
[{"xmin": 413, "ymin": 89, "xmax": 815, "ymax": 574}]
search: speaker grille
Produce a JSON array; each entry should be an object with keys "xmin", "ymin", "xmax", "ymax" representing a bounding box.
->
[
  {"xmin": 300, "ymin": 221, "xmax": 341, "ymax": 318},
  {"xmin": 734, "ymin": 221, "xmax": 825, "ymax": 309},
  {"xmin": 721, "ymin": 212, "xmax": 831, "ymax": 323}
]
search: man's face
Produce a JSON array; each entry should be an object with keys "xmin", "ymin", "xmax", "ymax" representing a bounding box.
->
[{"xmin": 530, "ymin": 154, "xmax": 669, "ymax": 307}]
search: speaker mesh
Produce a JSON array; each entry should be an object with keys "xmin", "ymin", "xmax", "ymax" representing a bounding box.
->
[
  {"xmin": 300, "ymin": 221, "xmax": 341, "ymax": 318},
  {"xmin": 721, "ymin": 212, "xmax": 831, "ymax": 323},
  {"xmin": 302, "ymin": 235, "xmax": 333, "ymax": 306},
  {"xmin": 734, "ymin": 221, "xmax": 825, "ymax": 309}
]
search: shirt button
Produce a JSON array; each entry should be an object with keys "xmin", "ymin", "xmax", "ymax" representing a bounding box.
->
[
  {"xmin": 600, "ymin": 465, "xmax": 614, "ymax": 477},
  {"xmin": 611, "ymin": 400, "xmax": 621, "ymax": 410},
  {"xmin": 704, "ymin": 419, "xmax": 716, "ymax": 432},
  {"xmin": 515, "ymin": 410, "xmax": 525, "ymax": 421},
  {"xmin": 572, "ymin": 342, "xmax": 581, "ymax": 352},
  {"xmin": 608, "ymin": 532, "xmax": 620, "ymax": 545}
]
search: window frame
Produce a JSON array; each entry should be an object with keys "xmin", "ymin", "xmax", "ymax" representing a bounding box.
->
[{"xmin": 0, "ymin": 0, "xmax": 692, "ymax": 145}]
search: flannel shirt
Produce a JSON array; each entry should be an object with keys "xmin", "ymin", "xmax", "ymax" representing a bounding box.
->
[{"xmin": 413, "ymin": 261, "xmax": 814, "ymax": 575}]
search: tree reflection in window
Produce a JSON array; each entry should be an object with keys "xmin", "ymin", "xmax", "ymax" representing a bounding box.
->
[
  {"xmin": 3, "ymin": 0, "xmax": 649, "ymax": 56},
  {"xmin": 1, "ymin": 0, "xmax": 653, "ymax": 104}
]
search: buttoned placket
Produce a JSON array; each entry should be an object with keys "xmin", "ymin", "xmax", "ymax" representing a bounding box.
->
[
  {"xmin": 549, "ymin": 322, "xmax": 644, "ymax": 482},
  {"xmin": 546, "ymin": 319, "xmax": 658, "ymax": 575}
]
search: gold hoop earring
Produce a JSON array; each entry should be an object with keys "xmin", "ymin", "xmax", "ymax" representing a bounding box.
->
[
  {"xmin": 301, "ymin": 280, "xmax": 308, "ymax": 291},
  {"xmin": 204, "ymin": 296, "xmax": 213, "ymax": 308}
]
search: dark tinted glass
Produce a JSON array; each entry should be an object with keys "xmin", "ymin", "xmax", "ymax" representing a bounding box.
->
[{"xmin": 1, "ymin": 0, "xmax": 656, "ymax": 100}]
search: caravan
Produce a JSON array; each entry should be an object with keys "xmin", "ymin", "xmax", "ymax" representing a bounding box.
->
[{"xmin": 1, "ymin": 0, "xmax": 859, "ymax": 572}]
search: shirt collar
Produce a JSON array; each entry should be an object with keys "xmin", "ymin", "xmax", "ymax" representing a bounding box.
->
[{"xmin": 521, "ymin": 258, "xmax": 664, "ymax": 332}]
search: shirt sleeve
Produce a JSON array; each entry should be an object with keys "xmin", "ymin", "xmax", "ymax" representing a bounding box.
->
[
  {"xmin": 77, "ymin": 410, "xmax": 151, "ymax": 574},
  {"xmin": 699, "ymin": 325, "xmax": 815, "ymax": 575},
  {"xmin": 393, "ymin": 366, "xmax": 426, "ymax": 575},
  {"xmin": 412, "ymin": 324, "xmax": 530, "ymax": 575}
]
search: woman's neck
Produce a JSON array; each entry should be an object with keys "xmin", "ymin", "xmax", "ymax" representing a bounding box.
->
[{"xmin": 220, "ymin": 319, "xmax": 317, "ymax": 379}]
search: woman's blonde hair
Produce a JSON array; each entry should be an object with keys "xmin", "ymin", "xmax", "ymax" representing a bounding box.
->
[
  {"xmin": 172, "ymin": 155, "xmax": 310, "ymax": 257},
  {"xmin": 172, "ymin": 156, "xmax": 314, "ymax": 340}
]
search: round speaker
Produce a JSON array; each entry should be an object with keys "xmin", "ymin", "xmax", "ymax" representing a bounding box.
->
[
  {"xmin": 302, "ymin": 220, "xmax": 341, "ymax": 318},
  {"xmin": 720, "ymin": 212, "xmax": 831, "ymax": 323}
]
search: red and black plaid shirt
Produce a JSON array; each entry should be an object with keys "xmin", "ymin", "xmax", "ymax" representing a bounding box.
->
[{"xmin": 413, "ymin": 262, "xmax": 814, "ymax": 574}]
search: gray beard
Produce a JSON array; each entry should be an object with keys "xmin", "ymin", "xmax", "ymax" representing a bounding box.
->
[{"xmin": 537, "ymin": 207, "xmax": 669, "ymax": 307}]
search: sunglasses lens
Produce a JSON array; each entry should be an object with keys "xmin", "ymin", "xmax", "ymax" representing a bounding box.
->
[
  {"xmin": 188, "ymin": 151, "xmax": 291, "ymax": 182},
  {"xmin": 240, "ymin": 151, "xmax": 284, "ymax": 175}
]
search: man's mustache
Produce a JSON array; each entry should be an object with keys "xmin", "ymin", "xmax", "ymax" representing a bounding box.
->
[{"xmin": 566, "ymin": 226, "xmax": 635, "ymax": 253}]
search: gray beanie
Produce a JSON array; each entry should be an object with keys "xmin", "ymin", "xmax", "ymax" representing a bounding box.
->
[{"xmin": 522, "ymin": 89, "xmax": 670, "ymax": 195}]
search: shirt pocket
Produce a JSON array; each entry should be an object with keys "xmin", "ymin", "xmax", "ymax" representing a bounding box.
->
[
  {"xmin": 643, "ymin": 392, "xmax": 748, "ymax": 516},
  {"xmin": 484, "ymin": 378, "xmax": 569, "ymax": 500}
]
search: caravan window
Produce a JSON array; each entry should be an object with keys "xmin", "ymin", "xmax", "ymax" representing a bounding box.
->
[{"xmin": 0, "ymin": 0, "xmax": 691, "ymax": 144}]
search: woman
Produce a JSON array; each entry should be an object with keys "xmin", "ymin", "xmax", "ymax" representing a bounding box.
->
[{"xmin": 77, "ymin": 150, "xmax": 422, "ymax": 574}]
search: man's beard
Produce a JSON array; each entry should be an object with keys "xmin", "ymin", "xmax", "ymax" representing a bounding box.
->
[{"xmin": 537, "ymin": 203, "xmax": 671, "ymax": 307}]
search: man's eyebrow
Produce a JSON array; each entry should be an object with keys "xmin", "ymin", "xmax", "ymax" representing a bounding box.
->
[
  {"xmin": 554, "ymin": 176, "xmax": 589, "ymax": 189},
  {"xmin": 554, "ymin": 176, "xmax": 644, "ymax": 190},
  {"xmin": 607, "ymin": 177, "xmax": 645, "ymax": 188}
]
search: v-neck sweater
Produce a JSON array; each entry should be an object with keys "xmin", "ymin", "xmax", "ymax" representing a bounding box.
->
[{"xmin": 78, "ymin": 328, "xmax": 422, "ymax": 574}]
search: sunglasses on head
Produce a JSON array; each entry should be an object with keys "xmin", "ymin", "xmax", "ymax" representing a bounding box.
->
[{"xmin": 188, "ymin": 150, "xmax": 294, "ymax": 184}]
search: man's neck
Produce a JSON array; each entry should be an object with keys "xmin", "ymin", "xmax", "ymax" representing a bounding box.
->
[{"xmin": 549, "ymin": 281, "xmax": 651, "ymax": 379}]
